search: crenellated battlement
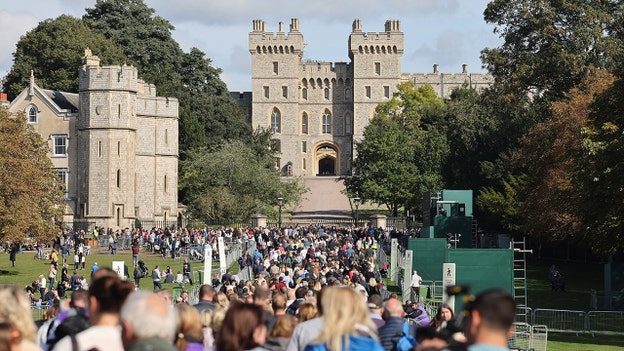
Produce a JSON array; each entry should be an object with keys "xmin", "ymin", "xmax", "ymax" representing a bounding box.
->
[
  {"xmin": 403, "ymin": 64, "xmax": 494, "ymax": 98},
  {"xmin": 249, "ymin": 18, "xmax": 304, "ymax": 56},
  {"xmin": 79, "ymin": 55, "xmax": 138, "ymax": 93},
  {"xmin": 349, "ymin": 19, "xmax": 404, "ymax": 58}
]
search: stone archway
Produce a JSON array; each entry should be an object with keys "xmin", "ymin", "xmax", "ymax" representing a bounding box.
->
[{"xmin": 315, "ymin": 143, "xmax": 339, "ymax": 176}]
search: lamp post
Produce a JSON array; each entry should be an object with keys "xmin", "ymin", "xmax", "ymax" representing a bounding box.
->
[
  {"xmin": 277, "ymin": 196, "xmax": 284, "ymax": 230},
  {"xmin": 354, "ymin": 196, "xmax": 361, "ymax": 228}
]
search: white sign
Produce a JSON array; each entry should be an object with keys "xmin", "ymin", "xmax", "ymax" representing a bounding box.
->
[
  {"xmin": 442, "ymin": 263, "xmax": 457, "ymax": 312},
  {"xmin": 218, "ymin": 237, "xmax": 227, "ymax": 276},
  {"xmin": 112, "ymin": 261, "xmax": 125, "ymax": 280},
  {"xmin": 203, "ymin": 243, "xmax": 212, "ymax": 285}
]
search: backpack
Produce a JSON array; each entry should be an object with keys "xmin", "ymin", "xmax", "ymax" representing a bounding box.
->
[{"xmin": 394, "ymin": 323, "xmax": 417, "ymax": 351}]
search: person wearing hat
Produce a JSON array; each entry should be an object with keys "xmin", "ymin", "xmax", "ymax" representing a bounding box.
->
[{"xmin": 367, "ymin": 294, "xmax": 385, "ymax": 329}]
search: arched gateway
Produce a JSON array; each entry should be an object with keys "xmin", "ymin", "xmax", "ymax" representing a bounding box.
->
[{"xmin": 315, "ymin": 143, "xmax": 339, "ymax": 176}]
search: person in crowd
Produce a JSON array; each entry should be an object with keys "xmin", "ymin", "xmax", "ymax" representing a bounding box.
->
[
  {"xmin": 367, "ymin": 294, "xmax": 385, "ymax": 329},
  {"xmin": 157, "ymin": 289, "xmax": 174, "ymax": 306},
  {"xmin": 152, "ymin": 265, "xmax": 163, "ymax": 292},
  {"xmin": 132, "ymin": 241, "xmax": 140, "ymax": 267},
  {"xmin": 48, "ymin": 264, "xmax": 57, "ymax": 292},
  {"xmin": 40, "ymin": 289, "xmax": 89, "ymax": 351},
  {"xmin": 434, "ymin": 304, "xmax": 454, "ymax": 332},
  {"xmin": 404, "ymin": 301, "xmax": 431, "ymax": 327},
  {"xmin": 182, "ymin": 259, "xmax": 193, "ymax": 286},
  {"xmin": 174, "ymin": 304, "xmax": 204, "ymax": 351},
  {"xmin": 378, "ymin": 298, "xmax": 415, "ymax": 351},
  {"xmin": 254, "ymin": 286, "xmax": 276, "ymax": 331},
  {"xmin": 286, "ymin": 287, "xmax": 307, "ymax": 316},
  {"xmin": 9, "ymin": 244, "xmax": 17, "ymax": 267},
  {"xmin": 120, "ymin": 291, "xmax": 178, "ymax": 351},
  {"xmin": 411, "ymin": 270, "xmax": 422, "ymax": 301},
  {"xmin": 194, "ymin": 284, "xmax": 216, "ymax": 312},
  {"xmin": 133, "ymin": 263, "xmax": 142, "ymax": 289},
  {"xmin": 0, "ymin": 285, "xmax": 40, "ymax": 351},
  {"xmin": 90, "ymin": 262, "xmax": 99, "ymax": 277},
  {"xmin": 199, "ymin": 309, "xmax": 215, "ymax": 350},
  {"xmin": 38, "ymin": 275, "xmax": 47, "ymax": 298},
  {"xmin": 272, "ymin": 293, "xmax": 288, "ymax": 317},
  {"xmin": 214, "ymin": 292, "xmax": 230, "ymax": 311},
  {"xmin": 303, "ymin": 286, "xmax": 383, "ymax": 351},
  {"xmin": 215, "ymin": 303, "xmax": 268, "ymax": 351},
  {"xmin": 264, "ymin": 315, "xmax": 299, "ymax": 351},
  {"xmin": 296, "ymin": 303, "xmax": 317, "ymax": 323},
  {"xmin": 0, "ymin": 321, "xmax": 22, "ymax": 351},
  {"xmin": 464, "ymin": 289, "xmax": 516, "ymax": 351},
  {"xmin": 51, "ymin": 275, "xmax": 134, "ymax": 351}
]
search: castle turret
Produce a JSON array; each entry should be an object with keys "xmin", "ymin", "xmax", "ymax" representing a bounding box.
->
[{"xmin": 349, "ymin": 19, "xmax": 404, "ymax": 140}]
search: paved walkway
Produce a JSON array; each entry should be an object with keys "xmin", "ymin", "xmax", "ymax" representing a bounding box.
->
[{"xmin": 292, "ymin": 177, "xmax": 353, "ymax": 219}]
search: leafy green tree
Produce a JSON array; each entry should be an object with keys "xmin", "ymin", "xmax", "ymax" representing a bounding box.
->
[
  {"xmin": 180, "ymin": 130, "xmax": 303, "ymax": 224},
  {"xmin": 0, "ymin": 110, "xmax": 64, "ymax": 244},
  {"xmin": 348, "ymin": 116, "xmax": 417, "ymax": 216},
  {"xmin": 348, "ymin": 82, "xmax": 448, "ymax": 216},
  {"xmin": 476, "ymin": 174, "xmax": 527, "ymax": 235},
  {"xmin": 482, "ymin": 0, "xmax": 623, "ymax": 100},
  {"xmin": 3, "ymin": 15, "xmax": 126, "ymax": 99}
]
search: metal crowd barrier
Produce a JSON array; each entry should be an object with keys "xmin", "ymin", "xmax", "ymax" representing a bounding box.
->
[
  {"xmin": 587, "ymin": 311, "xmax": 624, "ymax": 335},
  {"xmin": 532, "ymin": 308, "xmax": 586, "ymax": 334},
  {"xmin": 515, "ymin": 306, "xmax": 533, "ymax": 325}
]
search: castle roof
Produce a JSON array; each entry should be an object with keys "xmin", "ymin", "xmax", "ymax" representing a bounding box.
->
[{"xmin": 41, "ymin": 89, "xmax": 78, "ymax": 112}]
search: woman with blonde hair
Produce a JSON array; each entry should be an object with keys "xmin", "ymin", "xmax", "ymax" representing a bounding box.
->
[
  {"xmin": 214, "ymin": 292, "xmax": 230, "ymax": 311},
  {"xmin": 264, "ymin": 315, "xmax": 298, "ymax": 351},
  {"xmin": 0, "ymin": 285, "xmax": 39, "ymax": 351},
  {"xmin": 174, "ymin": 303, "xmax": 204, "ymax": 351},
  {"xmin": 305, "ymin": 287, "xmax": 383, "ymax": 351},
  {"xmin": 297, "ymin": 302, "xmax": 318, "ymax": 323}
]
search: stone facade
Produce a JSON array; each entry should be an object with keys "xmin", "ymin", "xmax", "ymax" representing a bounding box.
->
[
  {"xmin": 8, "ymin": 51, "xmax": 179, "ymax": 230},
  {"xmin": 241, "ymin": 18, "xmax": 493, "ymax": 177}
]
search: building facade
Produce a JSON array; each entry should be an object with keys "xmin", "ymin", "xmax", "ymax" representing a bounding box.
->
[
  {"xmin": 8, "ymin": 50, "xmax": 180, "ymax": 230},
  {"xmin": 239, "ymin": 18, "xmax": 493, "ymax": 177}
]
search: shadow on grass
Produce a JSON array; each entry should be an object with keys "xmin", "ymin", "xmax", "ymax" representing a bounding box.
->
[
  {"xmin": 549, "ymin": 333, "xmax": 624, "ymax": 347},
  {"xmin": 0, "ymin": 270, "xmax": 19, "ymax": 276}
]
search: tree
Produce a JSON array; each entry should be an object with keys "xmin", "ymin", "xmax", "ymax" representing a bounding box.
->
[
  {"xmin": 573, "ymin": 71, "xmax": 624, "ymax": 255},
  {"xmin": 347, "ymin": 116, "xmax": 417, "ymax": 216},
  {"xmin": 180, "ymin": 130, "xmax": 304, "ymax": 224},
  {"xmin": 482, "ymin": 0, "xmax": 623, "ymax": 100},
  {"xmin": 0, "ymin": 110, "xmax": 64, "ymax": 244},
  {"xmin": 347, "ymin": 82, "xmax": 448, "ymax": 216},
  {"xmin": 2, "ymin": 15, "xmax": 126, "ymax": 99}
]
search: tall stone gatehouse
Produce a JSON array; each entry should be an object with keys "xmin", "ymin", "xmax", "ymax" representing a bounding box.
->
[
  {"xmin": 236, "ymin": 18, "xmax": 492, "ymax": 178},
  {"xmin": 7, "ymin": 50, "xmax": 180, "ymax": 230}
]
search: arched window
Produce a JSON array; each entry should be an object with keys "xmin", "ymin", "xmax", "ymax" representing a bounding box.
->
[
  {"xmin": 324, "ymin": 88, "xmax": 329, "ymax": 100},
  {"xmin": 302, "ymin": 88, "xmax": 307, "ymax": 100},
  {"xmin": 28, "ymin": 106, "xmax": 37, "ymax": 123},
  {"xmin": 322, "ymin": 110, "xmax": 332, "ymax": 134},
  {"xmin": 345, "ymin": 88, "xmax": 351, "ymax": 101},
  {"xmin": 271, "ymin": 108, "xmax": 281, "ymax": 133},
  {"xmin": 301, "ymin": 112, "xmax": 308, "ymax": 134},
  {"xmin": 345, "ymin": 112, "xmax": 352, "ymax": 135}
]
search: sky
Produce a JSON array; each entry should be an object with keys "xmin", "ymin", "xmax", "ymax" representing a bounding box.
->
[{"xmin": 0, "ymin": 0, "xmax": 502, "ymax": 92}]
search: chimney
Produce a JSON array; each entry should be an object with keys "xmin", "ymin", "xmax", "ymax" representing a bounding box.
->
[
  {"xmin": 279, "ymin": 21, "xmax": 284, "ymax": 33},
  {"xmin": 462, "ymin": 64, "xmax": 468, "ymax": 73},
  {"xmin": 433, "ymin": 64, "xmax": 439, "ymax": 74}
]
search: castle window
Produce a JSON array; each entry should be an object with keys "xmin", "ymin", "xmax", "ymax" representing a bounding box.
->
[
  {"xmin": 322, "ymin": 110, "xmax": 332, "ymax": 134},
  {"xmin": 365, "ymin": 86, "xmax": 371, "ymax": 98},
  {"xmin": 28, "ymin": 106, "xmax": 38, "ymax": 123},
  {"xmin": 302, "ymin": 88, "xmax": 307, "ymax": 100},
  {"xmin": 98, "ymin": 141, "xmax": 102, "ymax": 158},
  {"xmin": 116, "ymin": 169, "xmax": 121, "ymax": 188},
  {"xmin": 271, "ymin": 107, "xmax": 281, "ymax": 133},
  {"xmin": 301, "ymin": 112, "xmax": 308, "ymax": 134},
  {"xmin": 303, "ymin": 158, "xmax": 306, "ymax": 170},
  {"xmin": 52, "ymin": 135, "xmax": 67, "ymax": 156},
  {"xmin": 345, "ymin": 112, "xmax": 352, "ymax": 135},
  {"xmin": 375, "ymin": 62, "xmax": 381, "ymax": 75},
  {"xmin": 324, "ymin": 88, "xmax": 329, "ymax": 100},
  {"xmin": 164, "ymin": 174, "xmax": 168, "ymax": 193},
  {"xmin": 273, "ymin": 62, "xmax": 279, "ymax": 75},
  {"xmin": 345, "ymin": 88, "xmax": 351, "ymax": 101},
  {"xmin": 282, "ymin": 86, "xmax": 288, "ymax": 98},
  {"xmin": 302, "ymin": 141, "xmax": 307, "ymax": 153},
  {"xmin": 55, "ymin": 168, "xmax": 68, "ymax": 198},
  {"xmin": 264, "ymin": 86, "xmax": 269, "ymax": 99},
  {"xmin": 165, "ymin": 129, "xmax": 168, "ymax": 145},
  {"xmin": 384, "ymin": 86, "xmax": 390, "ymax": 98}
]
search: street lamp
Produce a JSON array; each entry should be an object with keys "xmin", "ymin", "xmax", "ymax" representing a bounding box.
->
[
  {"xmin": 277, "ymin": 196, "xmax": 284, "ymax": 230},
  {"xmin": 353, "ymin": 196, "xmax": 361, "ymax": 227}
]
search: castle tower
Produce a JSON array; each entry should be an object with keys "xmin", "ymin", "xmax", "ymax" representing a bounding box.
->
[
  {"xmin": 77, "ymin": 51, "xmax": 138, "ymax": 229},
  {"xmin": 349, "ymin": 19, "xmax": 404, "ymax": 140}
]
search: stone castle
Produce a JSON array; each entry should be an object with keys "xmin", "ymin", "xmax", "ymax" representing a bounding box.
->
[
  {"xmin": 7, "ymin": 50, "xmax": 180, "ymax": 230},
  {"xmin": 232, "ymin": 18, "xmax": 493, "ymax": 178}
]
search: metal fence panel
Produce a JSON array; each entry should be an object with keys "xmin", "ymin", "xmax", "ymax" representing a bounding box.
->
[
  {"xmin": 587, "ymin": 311, "xmax": 624, "ymax": 335},
  {"xmin": 531, "ymin": 325, "xmax": 548, "ymax": 351},
  {"xmin": 508, "ymin": 322, "xmax": 531, "ymax": 351},
  {"xmin": 532, "ymin": 308, "xmax": 586, "ymax": 333},
  {"xmin": 515, "ymin": 306, "xmax": 533, "ymax": 325}
]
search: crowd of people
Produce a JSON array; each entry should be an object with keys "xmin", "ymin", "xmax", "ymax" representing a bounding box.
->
[{"xmin": 2, "ymin": 224, "xmax": 516, "ymax": 351}]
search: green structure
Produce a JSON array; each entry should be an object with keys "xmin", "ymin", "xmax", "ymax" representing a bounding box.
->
[{"xmin": 422, "ymin": 190, "xmax": 474, "ymax": 248}]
